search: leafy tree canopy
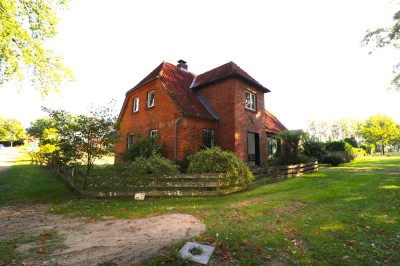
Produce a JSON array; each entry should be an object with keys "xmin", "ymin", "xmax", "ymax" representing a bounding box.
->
[
  {"xmin": 26, "ymin": 116, "xmax": 55, "ymax": 138},
  {"xmin": 0, "ymin": 116, "xmax": 25, "ymax": 146},
  {"xmin": 363, "ymin": 9, "xmax": 400, "ymax": 90},
  {"xmin": 0, "ymin": 0, "xmax": 73, "ymax": 95},
  {"xmin": 36, "ymin": 102, "xmax": 119, "ymax": 177},
  {"xmin": 360, "ymin": 114, "xmax": 400, "ymax": 155}
]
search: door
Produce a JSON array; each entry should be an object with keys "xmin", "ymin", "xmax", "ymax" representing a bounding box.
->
[{"xmin": 247, "ymin": 132, "xmax": 260, "ymax": 166}]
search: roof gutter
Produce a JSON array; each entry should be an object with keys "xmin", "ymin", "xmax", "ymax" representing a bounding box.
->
[{"xmin": 174, "ymin": 113, "xmax": 184, "ymax": 162}]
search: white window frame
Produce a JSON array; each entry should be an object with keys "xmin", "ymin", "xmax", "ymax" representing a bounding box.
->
[
  {"xmin": 133, "ymin": 97, "xmax": 139, "ymax": 113},
  {"xmin": 147, "ymin": 91, "xmax": 155, "ymax": 108},
  {"xmin": 149, "ymin": 130, "xmax": 158, "ymax": 137},
  {"xmin": 245, "ymin": 91, "xmax": 256, "ymax": 111}
]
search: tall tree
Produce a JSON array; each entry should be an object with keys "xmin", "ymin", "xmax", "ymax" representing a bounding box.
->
[
  {"xmin": 0, "ymin": 118, "xmax": 25, "ymax": 146},
  {"xmin": 74, "ymin": 105, "xmax": 118, "ymax": 177},
  {"xmin": 26, "ymin": 117, "xmax": 55, "ymax": 138},
  {"xmin": 362, "ymin": 9, "xmax": 400, "ymax": 90},
  {"xmin": 360, "ymin": 114, "xmax": 400, "ymax": 155},
  {"xmin": 42, "ymin": 103, "xmax": 118, "ymax": 180},
  {"xmin": 0, "ymin": 0, "xmax": 73, "ymax": 95}
]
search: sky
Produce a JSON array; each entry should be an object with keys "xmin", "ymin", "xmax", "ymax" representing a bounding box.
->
[{"xmin": 1, "ymin": 0, "xmax": 400, "ymax": 130}]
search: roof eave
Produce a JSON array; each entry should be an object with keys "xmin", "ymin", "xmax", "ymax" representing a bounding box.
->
[
  {"xmin": 192, "ymin": 73, "xmax": 270, "ymax": 93},
  {"xmin": 125, "ymin": 76, "xmax": 159, "ymax": 95}
]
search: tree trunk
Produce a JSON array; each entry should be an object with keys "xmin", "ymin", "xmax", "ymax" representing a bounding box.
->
[{"xmin": 381, "ymin": 141, "xmax": 385, "ymax": 155}]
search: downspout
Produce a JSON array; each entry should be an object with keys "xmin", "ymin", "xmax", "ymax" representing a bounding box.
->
[{"xmin": 174, "ymin": 113, "xmax": 184, "ymax": 162}]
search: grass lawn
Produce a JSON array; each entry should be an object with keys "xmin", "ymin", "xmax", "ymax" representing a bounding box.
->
[{"xmin": 0, "ymin": 155, "xmax": 399, "ymax": 265}]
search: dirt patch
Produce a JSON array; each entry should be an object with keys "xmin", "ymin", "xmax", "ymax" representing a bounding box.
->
[
  {"xmin": 0, "ymin": 206, "xmax": 205, "ymax": 265},
  {"xmin": 275, "ymin": 200, "xmax": 309, "ymax": 216},
  {"xmin": 228, "ymin": 199, "xmax": 264, "ymax": 208}
]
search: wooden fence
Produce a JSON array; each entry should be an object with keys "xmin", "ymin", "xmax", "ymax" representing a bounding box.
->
[
  {"xmin": 57, "ymin": 161, "xmax": 318, "ymax": 198},
  {"xmin": 250, "ymin": 161, "xmax": 319, "ymax": 187},
  {"xmin": 81, "ymin": 173, "xmax": 247, "ymax": 197}
]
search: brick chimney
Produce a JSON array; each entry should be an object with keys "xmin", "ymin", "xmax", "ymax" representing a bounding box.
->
[{"xmin": 177, "ymin": 59, "xmax": 188, "ymax": 70}]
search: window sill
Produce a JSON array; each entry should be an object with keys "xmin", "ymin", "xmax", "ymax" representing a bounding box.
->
[{"xmin": 245, "ymin": 108, "xmax": 257, "ymax": 113}]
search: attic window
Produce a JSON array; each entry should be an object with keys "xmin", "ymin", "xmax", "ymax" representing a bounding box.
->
[
  {"xmin": 147, "ymin": 91, "xmax": 155, "ymax": 108},
  {"xmin": 245, "ymin": 91, "xmax": 256, "ymax": 111}
]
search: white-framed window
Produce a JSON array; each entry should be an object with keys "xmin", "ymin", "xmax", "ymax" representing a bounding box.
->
[
  {"xmin": 149, "ymin": 130, "xmax": 158, "ymax": 137},
  {"xmin": 147, "ymin": 91, "xmax": 155, "ymax": 108},
  {"xmin": 245, "ymin": 91, "xmax": 256, "ymax": 111},
  {"xmin": 203, "ymin": 129, "xmax": 215, "ymax": 148},
  {"xmin": 133, "ymin": 97, "xmax": 139, "ymax": 113},
  {"xmin": 127, "ymin": 133, "xmax": 135, "ymax": 149}
]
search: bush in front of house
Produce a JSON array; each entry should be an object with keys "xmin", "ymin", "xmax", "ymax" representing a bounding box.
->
[
  {"xmin": 302, "ymin": 134, "xmax": 325, "ymax": 160},
  {"xmin": 267, "ymin": 130, "xmax": 316, "ymax": 166},
  {"xmin": 120, "ymin": 134, "xmax": 161, "ymax": 162},
  {"xmin": 321, "ymin": 154, "xmax": 344, "ymax": 166},
  {"xmin": 188, "ymin": 147, "xmax": 254, "ymax": 185},
  {"xmin": 325, "ymin": 141, "xmax": 347, "ymax": 152},
  {"xmin": 124, "ymin": 154, "xmax": 179, "ymax": 177}
]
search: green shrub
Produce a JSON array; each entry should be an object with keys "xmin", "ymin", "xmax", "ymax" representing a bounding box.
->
[
  {"xmin": 344, "ymin": 137, "xmax": 358, "ymax": 148},
  {"xmin": 176, "ymin": 150, "xmax": 194, "ymax": 173},
  {"xmin": 360, "ymin": 144, "xmax": 375, "ymax": 155},
  {"xmin": 271, "ymin": 130, "xmax": 316, "ymax": 166},
  {"xmin": 120, "ymin": 134, "xmax": 161, "ymax": 162},
  {"xmin": 266, "ymin": 154, "xmax": 315, "ymax": 166},
  {"xmin": 321, "ymin": 154, "xmax": 344, "ymax": 166},
  {"xmin": 302, "ymin": 135, "xmax": 325, "ymax": 160},
  {"xmin": 349, "ymin": 147, "xmax": 366, "ymax": 158},
  {"xmin": 325, "ymin": 141, "xmax": 347, "ymax": 151},
  {"xmin": 124, "ymin": 154, "xmax": 179, "ymax": 177},
  {"xmin": 188, "ymin": 147, "xmax": 254, "ymax": 185}
]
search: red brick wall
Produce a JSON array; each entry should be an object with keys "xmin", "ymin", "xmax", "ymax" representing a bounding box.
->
[
  {"xmin": 177, "ymin": 116, "xmax": 218, "ymax": 157},
  {"xmin": 197, "ymin": 78, "xmax": 269, "ymax": 164},
  {"xmin": 116, "ymin": 76, "xmax": 271, "ymax": 165},
  {"xmin": 196, "ymin": 79, "xmax": 236, "ymax": 151},
  {"xmin": 115, "ymin": 80, "xmax": 181, "ymax": 163},
  {"xmin": 233, "ymin": 79, "xmax": 267, "ymax": 163}
]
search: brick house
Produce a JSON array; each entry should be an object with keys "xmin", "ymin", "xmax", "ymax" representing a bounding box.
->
[{"xmin": 115, "ymin": 60, "xmax": 287, "ymax": 166}]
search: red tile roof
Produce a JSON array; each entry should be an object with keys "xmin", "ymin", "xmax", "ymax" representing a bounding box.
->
[
  {"xmin": 192, "ymin": 61, "xmax": 270, "ymax": 93},
  {"xmin": 126, "ymin": 62, "xmax": 216, "ymax": 120},
  {"xmin": 264, "ymin": 109, "xmax": 287, "ymax": 133},
  {"xmin": 160, "ymin": 62, "xmax": 215, "ymax": 120}
]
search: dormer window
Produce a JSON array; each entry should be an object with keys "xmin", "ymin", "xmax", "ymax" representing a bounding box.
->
[
  {"xmin": 245, "ymin": 91, "xmax": 256, "ymax": 111},
  {"xmin": 147, "ymin": 91, "xmax": 155, "ymax": 108}
]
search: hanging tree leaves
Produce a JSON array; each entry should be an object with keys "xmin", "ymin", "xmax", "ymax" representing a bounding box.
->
[
  {"xmin": 362, "ymin": 10, "xmax": 400, "ymax": 90},
  {"xmin": 0, "ymin": 0, "xmax": 73, "ymax": 95}
]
